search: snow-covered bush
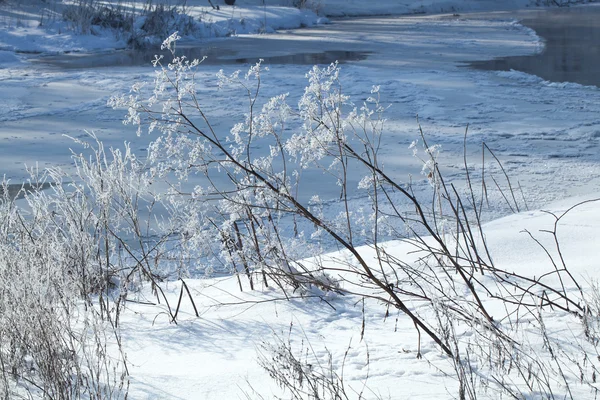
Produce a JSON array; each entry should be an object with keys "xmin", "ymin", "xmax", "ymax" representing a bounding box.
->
[
  {"xmin": 129, "ymin": 4, "xmax": 198, "ymax": 48},
  {"xmin": 60, "ymin": 1, "xmax": 199, "ymax": 48},
  {"xmin": 292, "ymin": 0, "xmax": 322, "ymax": 15},
  {"xmin": 62, "ymin": 0, "xmax": 134, "ymax": 35}
]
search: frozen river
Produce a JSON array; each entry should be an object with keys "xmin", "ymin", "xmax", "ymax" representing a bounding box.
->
[{"xmin": 2, "ymin": 5, "xmax": 600, "ymax": 215}]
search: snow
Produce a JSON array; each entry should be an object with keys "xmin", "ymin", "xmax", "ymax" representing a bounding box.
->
[
  {"xmin": 118, "ymin": 194, "xmax": 600, "ymax": 399},
  {"xmin": 2, "ymin": 0, "xmax": 600, "ymax": 398}
]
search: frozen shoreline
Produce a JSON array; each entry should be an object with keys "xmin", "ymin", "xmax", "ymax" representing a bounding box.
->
[{"xmin": 0, "ymin": 0, "xmax": 583, "ymax": 57}]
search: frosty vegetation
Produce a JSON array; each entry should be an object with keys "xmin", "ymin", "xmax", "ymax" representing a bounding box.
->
[
  {"xmin": 2, "ymin": 31, "xmax": 600, "ymax": 399},
  {"xmin": 17, "ymin": 0, "xmax": 322, "ymax": 49},
  {"xmin": 60, "ymin": 0, "xmax": 225, "ymax": 47}
]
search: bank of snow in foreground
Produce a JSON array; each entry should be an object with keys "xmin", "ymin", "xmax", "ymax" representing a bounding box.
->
[{"xmin": 120, "ymin": 194, "xmax": 600, "ymax": 399}]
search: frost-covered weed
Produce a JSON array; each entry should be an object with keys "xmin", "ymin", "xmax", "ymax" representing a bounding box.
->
[
  {"xmin": 0, "ymin": 135, "xmax": 162, "ymax": 398},
  {"xmin": 110, "ymin": 35, "xmax": 393, "ymax": 291},
  {"xmin": 62, "ymin": 0, "xmax": 134, "ymax": 35}
]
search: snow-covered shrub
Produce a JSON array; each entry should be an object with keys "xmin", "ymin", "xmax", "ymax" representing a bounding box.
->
[
  {"xmin": 106, "ymin": 32, "xmax": 457, "ymax": 352},
  {"xmin": 62, "ymin": 0, "xmax": 134, "ymax": 35},
  {"xmin": 129, "ymin": 4, "xmax": 198, "ymax": 48},
  {"xmin": 60, "ymin": 1, "xmax": 199, "ymax": 48},
  {"xmin": 0, "ymin": 187, "xmax": 129, "ymax": 398},
  {"xmin": 292, "ymin": 0, "xmax": 322, "ymax": 15}
]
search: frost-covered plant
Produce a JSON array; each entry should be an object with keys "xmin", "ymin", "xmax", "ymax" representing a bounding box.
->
[
  {"xmin": 129, "ymin": 4, "xmax": 198, "ymax": 49},
  {"xmin": 60, "ymin": 0, "xmax": 199, "ymax": 48},
  {"xmin": 0, "ymin": 134, "xmax": 169, "ymax": 398},
  {"xmin": 256, "ymin": 326, "xmax": 375, "ymax": 400},
  {"xmin": 110, "ymin": 32, "xmax": 462, "ymax": 355},
  {"xmin": 532, "ymin": 0, "xmax": 592, "ymax": 6},
  {"xmin": 0, "ymin": 188, "xmax": 129, "ymax": 398},
  {"xmin": 63, "ymin": 0, "xmax": 135, "ymax": 35},
  {"xmin": 292, "ymin": 0, "xmax": 323, "ymax": 15}
]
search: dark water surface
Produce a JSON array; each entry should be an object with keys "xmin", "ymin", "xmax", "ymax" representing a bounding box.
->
[
  {"xmin": 469, "ymin": 5, "xmax": 600, "ymax": 87},
  {"xmin": 30, "ymin": 42, "xmax": 370, "ymax": 69},
  {"xmin": 29, "ymin": 5, "xmax": 600, "ymax": 82}
]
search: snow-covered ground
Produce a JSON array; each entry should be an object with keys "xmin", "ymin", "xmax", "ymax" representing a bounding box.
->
[
  {"xmin": 121, "ymin": 194, "xmax": 600, "ymax": 399},
  {"xmin": 2, "ymin": 0, "xmax": 600, "ymax": 399}
]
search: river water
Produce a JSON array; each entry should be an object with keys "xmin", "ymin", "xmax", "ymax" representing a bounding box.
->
[
  {"xmin": 31, "ymin": 5, "xmax": 600, "ymax": 88},
  {"xmin": 468, "ymin": 4, "xmax": 600, "ymax": 87},
  {"xmin": 7, "ymin": 5, "xmax": 600, "ymax": 217},
  {"xmin": 29, "ymin": 44, "xmax": 371, "ymax": 68}
]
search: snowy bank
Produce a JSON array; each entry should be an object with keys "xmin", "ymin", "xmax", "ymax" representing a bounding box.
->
[
  {"xmin": 0, "ymin": 0, "xmax": 588, "ymax": 56},
  {"xmin": 120, "ymin": 193, "xmax": 600, "ymax": 399},
  {"xmin": 0, "ymin": 0, "xmax": 325, "ymax": 55}
]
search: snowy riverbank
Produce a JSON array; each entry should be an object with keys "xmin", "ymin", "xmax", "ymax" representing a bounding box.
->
[{"xmin": 0, "ymin": 0, "xmax": 578, "ymax": 56}]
